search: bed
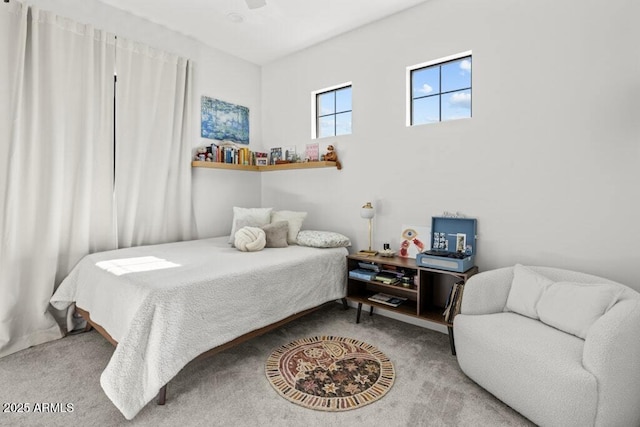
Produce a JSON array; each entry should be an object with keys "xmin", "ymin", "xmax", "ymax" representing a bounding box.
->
[{"xmin": 50, "ymin": 236, "xmax": 348, "ymax": 420}]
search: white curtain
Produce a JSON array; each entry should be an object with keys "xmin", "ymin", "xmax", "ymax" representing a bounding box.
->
[
  {"xmin": 0, "ymin": 4, "xmax": 116, "ymax": 357},
  {"xmin": 115, "ymin": 38, "xmax": 193, "ymax": 248}
]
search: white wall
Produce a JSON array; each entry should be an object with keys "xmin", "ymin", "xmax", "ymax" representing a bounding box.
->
[
  {"xmin": 23, "ymin": 0, "xmax": 640, "ymax": 291},
  {"xmin": 261, "ymin": 0, "xmax": 640, "ymax": 290},
  {"xmin": 23, "ymin": 0, "xmax": 263, "ymax": 238}
]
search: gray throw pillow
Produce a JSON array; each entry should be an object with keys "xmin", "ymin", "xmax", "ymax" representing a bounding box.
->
[{"xmin": 262, "ymin": 221, "xmax": 289, "ymax": 248}]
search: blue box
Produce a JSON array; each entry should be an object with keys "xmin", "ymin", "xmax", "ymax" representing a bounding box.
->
[{"xmin": 415, "ymin": 217, "xmax": 477, "ymax": 272}]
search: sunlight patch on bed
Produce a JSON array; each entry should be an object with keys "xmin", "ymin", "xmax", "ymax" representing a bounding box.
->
[{"xmin": 96, "ymin": 256, "xmax": 180, "ymax": 276}]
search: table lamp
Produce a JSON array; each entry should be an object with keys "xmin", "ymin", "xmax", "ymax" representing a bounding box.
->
[{"xmin": 359, "ymin": 202, "xmax": 377, "ymax": 256}]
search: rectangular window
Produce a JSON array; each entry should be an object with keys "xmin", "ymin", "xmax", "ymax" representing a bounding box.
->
[
  {"xmin": 312, "ymin": 83, "xmax": 352, "ymax": 139},
  {"xmin": 407, "ymin": 51, "xmax": 472, "ymax": 126}
]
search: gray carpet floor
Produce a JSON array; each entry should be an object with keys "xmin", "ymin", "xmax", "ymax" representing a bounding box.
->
[{"xmin": 0, "ymin": 304, "xmax": 533, "ymax": 427}]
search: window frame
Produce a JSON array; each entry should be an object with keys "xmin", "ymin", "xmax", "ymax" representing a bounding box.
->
[
  {"xmin": 311, "ymin": 82, "xmax": 352, "ymax": 139},
  {"xmin": 406, "ymin": 51, "xmax": 472, "ymax": 127}
]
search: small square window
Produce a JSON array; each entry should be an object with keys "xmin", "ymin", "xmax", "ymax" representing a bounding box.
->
[
  {"xmin": 408, "ymin": 52, "xmax": 472, "ymax": 126},
  {"xmin": 312, "ymin": 83, "xmax": 352, "ymax": 139}
]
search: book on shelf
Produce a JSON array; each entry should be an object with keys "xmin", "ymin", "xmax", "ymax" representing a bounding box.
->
[
  {"xmin": 357, "ymin": 262, "xmax": 380, "ymax": 272},
  {"xmin": 374, "ymin": 277, "xmax": 399, "ymax": 285},
  {"xmin": 349, "ymin": 269, "xmax": 377, "ymax": 281},
  {"xmin": 374, "ymin": 271, "xmax": 400, "ymax": 285},
  {"xmin": 376, "ymin": 269, "xmax": 405, "ymax": 284},
  {"xmin": 368, "ymin": 293, "xmax": 407, "ymax": 307},
  {"xmin": 443, "ymin": 281, "xmax": 465, "ymax": 323}
]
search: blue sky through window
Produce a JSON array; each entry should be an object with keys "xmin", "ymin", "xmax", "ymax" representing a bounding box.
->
[
  {"xmin": 411, "ymin": 55, "xmax": 471, "ymax": 125},
  {"xmin": 316, "ymin": 85, "xmax": 352, "ymax": 138}
]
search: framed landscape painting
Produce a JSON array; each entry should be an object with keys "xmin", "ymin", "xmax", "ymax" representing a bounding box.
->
[{"xmin": 201, "ymin": 96, "xmax": 249, "ymax": 144}]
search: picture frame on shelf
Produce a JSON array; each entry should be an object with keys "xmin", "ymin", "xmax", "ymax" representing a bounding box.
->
[
  {"xmin": 269, "ymin": 147, "xmax": 282, "ymax": 165},
  {"xmin": 305, "ymin": 143, "xmax": 319, "ymax": 161},
  {"xmin": 284, "ymin": 146, "xmax": 297, "ymax": 162},
  {"xmin": 399, "ymin": 224, "xmax": 431, "ymax": 258}
]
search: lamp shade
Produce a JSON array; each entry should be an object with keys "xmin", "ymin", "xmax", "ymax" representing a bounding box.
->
[{"xmin": 360, "ymin": 202, "xmax": 375, "ymax": 219}]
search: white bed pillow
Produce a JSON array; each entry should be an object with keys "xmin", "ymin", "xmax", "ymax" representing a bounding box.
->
[
  {"xmin": 504, "ymin": 264, "xmax": 553, "ymax": 319},
  {"xmin": 261, "ymin": 221, "xmax": 289, "ymax": 248},
  {"xmin": 536, "ymin": 281, "xmax": 622, "ymax": 339},
  {"xmin": 234, "ymin": 226, "xmax": 266, "ymax": 252},
  {"xmin": 297, "ymin": 230, "xmax": 351, "ymax": 248},
  {"xmin": 271, "ymin": 210, "xmax": 307, "ymax": 244},
  {"xmin": 228, "ymin": 207, "xmax": 272, "ymax": 244}
]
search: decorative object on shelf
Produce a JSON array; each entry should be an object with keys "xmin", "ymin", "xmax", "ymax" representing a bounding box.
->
[
  {"xmin": 269, "ymin": 147, "xmax": 282, "ymax": 165},
  {"xmin": 201, "ymin": 96, "xmax": 249, "ymax": 144},
  {"xmin": 398, "ymin": 225, "xmax": 430, "ymax": 258},
  {"xmin": 255, "ymin": 151, "xmax": 268, "ymax": 166},
  {"xmin": 379, "ymin": 249, "xmax": 395, "ymax": 257},
  {"xmin": 400, "ymin": 276, "xmax": 413, "ymax": 288},
  {"xmin": 324, "ymin": 144, "xmax": 342, "ymax": 170},
  {"xmin": 284, "ymin": 146, "xmax": 296, "ymax": 162},
  {"xmin": 379, "ymin": 242, "xmax": 395, "ymax": 257},
  {"xmin": 359, "ymin": 202, "xmax": 377, "ymax": 256},
  {"xmin": 265, "ymin": 336, "xmax": 395, "ymax": 411},
  {"xmin": 305, "ymin": 143, "xmax": 319, "ymax": 161},
  {"xmin": 416, "ymin": 216, "xmax": 477, "ymax": 272}
]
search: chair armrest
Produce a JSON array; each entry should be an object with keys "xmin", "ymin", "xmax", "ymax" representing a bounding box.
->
[
  {"xmin": 583, "ymin": 299, "xmax": 640, "ymax": 426},
  {"xmin": 460, "ymin": 266, "xmax": 514, "ymax": 315}
]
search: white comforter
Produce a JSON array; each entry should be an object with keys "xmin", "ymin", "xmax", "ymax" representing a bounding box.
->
[{"xmin": 50, "ymin": 237, "xmax": 347, "ymax": 420}]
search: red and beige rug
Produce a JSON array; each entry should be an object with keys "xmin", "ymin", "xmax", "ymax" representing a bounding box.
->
[{"xmin": 265, "ymin": 336, "xmax": 395, "ymax": 411}]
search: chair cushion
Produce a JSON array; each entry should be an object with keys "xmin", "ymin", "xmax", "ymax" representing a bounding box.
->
[
  {"xmin": 504, "ymin": 264, "xmax": 553, "ymax": 319},
  {"xmin": 537, "ymin": 281, "xmax": 623, "ymax": 339}
]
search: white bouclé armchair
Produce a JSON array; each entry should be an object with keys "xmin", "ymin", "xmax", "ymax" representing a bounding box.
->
[{"xmin": 453, "ymin": 265, "xmax": 640, "ymax": 427}]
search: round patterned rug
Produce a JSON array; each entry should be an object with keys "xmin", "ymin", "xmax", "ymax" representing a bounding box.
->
[{"xmin": 265, "ymin": 336, "xmax": 395, "ymax": 411}]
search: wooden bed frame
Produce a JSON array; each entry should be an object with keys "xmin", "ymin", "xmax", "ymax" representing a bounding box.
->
[{"xmin": 77, "ymin": 298, "xmax": 349, "ymax": 406}]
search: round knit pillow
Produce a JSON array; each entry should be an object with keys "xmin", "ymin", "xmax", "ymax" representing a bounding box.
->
[{"xmin": 234, "ymin": 226, "xmax": 266, "ymax": 252}]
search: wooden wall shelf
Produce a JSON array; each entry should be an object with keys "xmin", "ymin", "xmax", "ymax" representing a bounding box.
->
[{"xmin": 191, "ymin": 161, "xmax": 338, "ymax": 172}]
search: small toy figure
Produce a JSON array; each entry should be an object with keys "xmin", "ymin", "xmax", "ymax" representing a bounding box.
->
[{"xmin": 325, "ymin": 145, "xmax": 342, "ymax": 170}]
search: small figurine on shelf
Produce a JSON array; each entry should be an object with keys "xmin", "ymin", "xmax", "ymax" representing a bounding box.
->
[
  {"xmin": 325, "ymin": 145, "xmax": 342, "ymax": 170},
  {"xmin": 194, "ymin": 146, "xmax": 207, "ymax": 161}
]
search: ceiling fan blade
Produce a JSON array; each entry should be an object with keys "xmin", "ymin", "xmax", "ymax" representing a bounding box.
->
[{"xmin": 245, "ymin": 0, "xmax": 266, "ymax": 9}]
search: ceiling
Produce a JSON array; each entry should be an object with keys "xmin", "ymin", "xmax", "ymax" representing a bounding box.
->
[{"xmin": 97, "ymin": 0, "xmax": 428, "ymax": 65}]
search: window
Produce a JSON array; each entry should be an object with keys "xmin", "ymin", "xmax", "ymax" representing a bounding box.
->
[
  {"xmin": 408, "ymin": 51, "xmax": 472, "ymax": 126},
  {"xmin": 312, "ymin": 83, "xmax": 352, "ymax": 139}
]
